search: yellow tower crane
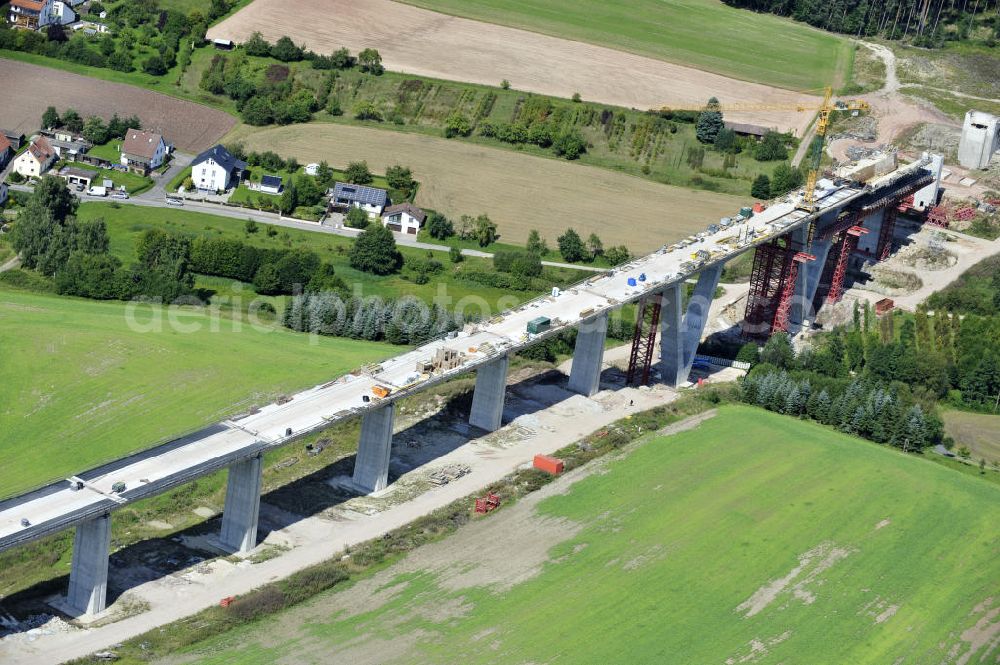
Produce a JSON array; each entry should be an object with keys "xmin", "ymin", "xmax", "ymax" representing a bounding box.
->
[{"xmin": 660, "ymin": 87, "xmax": 870, "ymax": 213}]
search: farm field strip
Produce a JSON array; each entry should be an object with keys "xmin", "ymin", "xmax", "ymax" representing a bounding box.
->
[
  {"xmin": 395, "ymin": 0, "xmax": 851, "ymax": 91},
  {"xmin": 208, "ymin": 0, "xmax": 821, "ymax": 135},
  {"xmin": 0, "ymin": 59, "xmax": 235, "ymax": 152},
  {"xmin": 164, "ymin": 406, "xmax": 1000, "ymax": 664},
  {"xmin": 227, "ymin": 122, "xmax": 746, "ymax": 251}
]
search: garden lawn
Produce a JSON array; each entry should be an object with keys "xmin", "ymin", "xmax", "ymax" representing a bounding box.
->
[
  {"xmin": 75, "ymin": 202, "xmax": 582, "ymax": 305},
  {"xmin": 171, "ymin": 406, "xmax": 1000, "ymax": 664},
  {"xmin": 0, "ymin": 286, "xmax": 394, "ymax": 498},
  {"xmin": 396, "ymin": 0, "xmax": 850, "ymax": 91},
  {"xmin": 70, "ymin": 162, "xmax": 153, "ymax": 194}
]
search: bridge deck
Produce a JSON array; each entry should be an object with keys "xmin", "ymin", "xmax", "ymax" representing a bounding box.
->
[{"xmin": 0, "ymin": 160, "xmax": 930, "ymax": 553}]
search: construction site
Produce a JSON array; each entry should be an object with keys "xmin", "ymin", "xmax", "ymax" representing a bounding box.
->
[{"xmin": 4, "ymin": 73, "xmax": 1000, "ymax": 662}]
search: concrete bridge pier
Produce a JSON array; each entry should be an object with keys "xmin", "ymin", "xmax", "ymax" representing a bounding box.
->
[
  {"xmin": 469, "ymin": 353, "xmax": 510, "ymax": 431},
  {"xmin": 66, "ymin": 513, "xmax": 111, "ymax": 616},
  {"xmin": 568, "ymin": 312, "xmax": 609, "ymax": 396},
  {"xmin": 352, "ymin": 403, "xmax": 396, "ymax": 493},
  {"xmin": 660, "ymin": 264, "xmax": 724, "ymax": 387},
  {"xmin": 220, "ymin": 453, "xmax": 263, "ymax": 553},
  {"xmin": 658, "ymin": 283, "xmax": 685, "ymax": 387},
  {"xmin": 790, "ymin": 232, "xmax": 835, "ymax": 330}
]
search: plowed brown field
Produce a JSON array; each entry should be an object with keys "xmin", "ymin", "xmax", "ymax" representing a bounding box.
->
[
  {"xmin": 227, "ymin": 123, "xmax": 744, "ymax": 251},
  {"xmin": 0, "ymin": 59, "xmax": 235, "ymax": 152},
  {"xmin": 209, "ymin": 0, "xmax": 818, "ymax": 135}
]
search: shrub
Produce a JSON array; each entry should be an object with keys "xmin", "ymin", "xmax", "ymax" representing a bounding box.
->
[{"xmin": 350, "ymin": 224, "xmax": 402, "ymax": 275}]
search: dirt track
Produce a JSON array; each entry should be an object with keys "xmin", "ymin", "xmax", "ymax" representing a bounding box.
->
[
  {"xmin": 227, "ymin": 122, "xmax": 745, "ymax": 250},
  {"xmin": 0, "ymin": 59, "xmax": 235, "ymax": 152},
  {"xmin": 209, "ymin": 0, "xmax": 818, "ymax": 135}
]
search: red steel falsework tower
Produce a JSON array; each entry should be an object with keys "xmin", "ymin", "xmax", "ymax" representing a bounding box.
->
[
  {"xmin": 626, "ymin": 296, "xmax": 662, "ymax": 386},
  {"xmin": 742, "ymin": 235, "xmax": 811, "ymax": 339}
]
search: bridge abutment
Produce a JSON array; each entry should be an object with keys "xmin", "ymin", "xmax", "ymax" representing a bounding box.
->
[
  {"xmin": 352, "ymin": 403, "xmax": 396, "ymax": 493},
  {"xmin": 220, "ymin": 454, "xmax": 263, "ymax": 553},
  {"xmin": 469, "ymin": 353, "xmax": 510, "ymax": 431},
  {"xmin": 67, "ymin": 513, "xmax": 111, "ymax": 616},
  {"xmin": 568, "ymin": 312, "xmax": 608, "ymax": 396}
]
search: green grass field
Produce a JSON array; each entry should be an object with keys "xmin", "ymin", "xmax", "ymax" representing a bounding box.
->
[
  {"xmin": 75, "ymin": 202, "xmax": 587, "ymax": 305},
  {"xmin": 172, "ymin": 406, "xmax": 999, "ymax": 664},
  {"xmin": 396, "ymin": 0, "xmax": 850, "ymax": 91},
  {"xmin": 0, "ymin": 287, "xmax": 394, "ymax": 498}
]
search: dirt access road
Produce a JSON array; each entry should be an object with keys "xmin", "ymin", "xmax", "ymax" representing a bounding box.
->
[
  {"xmin": 228, "ymin": 122, "xmax": 745, "ymax": 251},
  {"xmin": 209, "ymin": 0, "xmax": 817, "ymax": 135},
  {"xmin": 0, "ymin": 60, "xmax": 235, "ymax": 152},
  {"xmin": 1, "ymin": 367, "xmax": 679, "ymax": 664},
  {"xmin": 828, "ymin": 42, "xmax": 957, "ymax": 162}
]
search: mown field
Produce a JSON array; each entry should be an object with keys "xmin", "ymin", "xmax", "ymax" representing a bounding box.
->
[
  {"xmin": 164, "ymin": 405, "xmax": 1000, "ymax": 664},
  {"xmin": 395, "ymin": 0, "xmax": 850, "ymax": 91},
  {"xmin": 0, "ymin": 286, "xmax": 394, "ymax": 498},
  {"xmin": 225, "ymin": 123, "xmax": 745, "ymax": 250},
  {"xmin": 943, "ymin": 410, "xmax": 1000, "ymax": 465}
]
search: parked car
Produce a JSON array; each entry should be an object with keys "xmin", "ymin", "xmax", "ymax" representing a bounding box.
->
[
  {"xmin": 111, "ymin": 192, "xmax": 129, "ymax": 200},
  {"xmin": 165, "ymin": 197, "xmax": 184, "ymax": 206}
]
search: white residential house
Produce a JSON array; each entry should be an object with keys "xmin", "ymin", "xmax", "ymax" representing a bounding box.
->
[
  {"xmin": 8, "ymin": 0, "xmax": 53, "ymax": 30},
  {"xmin": 12, "ymin": 137, "xmax": 57, "ymax": 178},
  {"xmin": 330, "ymin": 182, "xmax": 388, "ymax": 218},
  {"xmin": 50, "ymin": 1, "xmax": 75, "ymax": 24},
  {"xmin": 190, "ymin": 144, "xmax": 246, "ymax": 192},
  {"xmin": 381, "ymin": 203, "xmax": 426, "ymax": 235},
  {"xmin": 121, "ymin": 128, "xmax": 167, "ymax": 174}
]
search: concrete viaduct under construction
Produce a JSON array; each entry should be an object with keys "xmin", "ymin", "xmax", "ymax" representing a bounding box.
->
[{"xmin": 0, "ymin": 151, "xmax": 941, "ymax": 617}]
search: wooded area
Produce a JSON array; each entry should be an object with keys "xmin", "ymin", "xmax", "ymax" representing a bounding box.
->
[{"xmin": 722, "ymin": 0, "xmax": 1000, "ymax": 46}]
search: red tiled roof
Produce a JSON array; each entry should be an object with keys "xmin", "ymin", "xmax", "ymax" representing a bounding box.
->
[
  {"xmin": 28, "ymin": 136, "xmax": 56, "ymax": 163},
  {"xmin": 10, "ymin": 0, "xmax": 46, "ymax": 10},
  {"xmin": 121, "ymin": 128, "xmax": 164, "ymax": 160},
  {"xmin": 0, "ymin": 134, "xmax": 11, "ymax": 155}
]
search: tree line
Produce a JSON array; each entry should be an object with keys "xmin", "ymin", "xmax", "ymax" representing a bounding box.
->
[{"xmin": 722, "ymin": 0, "xmax": 1000, "ymax": 47}]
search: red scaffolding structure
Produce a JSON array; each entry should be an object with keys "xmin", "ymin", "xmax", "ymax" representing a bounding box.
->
[
  {"xmin": 876, "ymin": 206, "xmax": 899, "ymax": 261},
  {"xmin": 825, "ymin": 226, "xmax": 868, "ymax": 304},
  {"xmin": 742, "ymin": 236, "xmax": 805, "ymax": 339},
  {"xmin": 626, "ymin": 295, "xmax": 662, "ymax": 386}
]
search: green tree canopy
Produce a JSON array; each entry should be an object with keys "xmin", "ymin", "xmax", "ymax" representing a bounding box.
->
[
  {"xmin": 558, "ymin": 228, "xmax": 586, "ymax": 262},
  {"xmin": 696, "ymin": 97, "xmax": 724, "ymax": 144},
  {"xmin": 350, "ymin": 223, "xmax": 402, "ymax": 275}
]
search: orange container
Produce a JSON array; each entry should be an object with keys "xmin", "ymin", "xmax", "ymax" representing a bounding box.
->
[
  {"xmin": 533, "ymin": 454, "xmax": 564, "ymax": 475},
  {"xmin": 752, "ymin": 202, "xmax": 766, "ymax": 213}
]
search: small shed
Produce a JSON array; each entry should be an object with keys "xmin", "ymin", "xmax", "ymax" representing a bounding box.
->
[
  {"xmin": 260, "ymin": 174, "xmax": 283, "ymax": 195},
  {"xmin": 212, "ymin": 38, "xmax": 234, "ymax": 50},
  {"xmin": 875, "ymin": 298, "xmax": 894, "ymax": 315}
]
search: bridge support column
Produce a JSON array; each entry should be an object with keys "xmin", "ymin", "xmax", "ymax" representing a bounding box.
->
[
  {"xmin": 568, "ymin": 312, "xmax": 608, "ymax": 396},
  {"xmin": 661, "ymin": 265, "xmax": 723, "ymax": 387},
  {"xmin": 658, "ymin": 284, "xmax": 684, "ymax": 387},
  {"xmin": 353, "ymin": 403, "xmax": 396, "ymax": 493},
  {"xmin": 469, "ymin": 354, "xmax": 509, "ymax": 431},
  {"xmin": 220, "ymin": 453, "xmax": 263, "ymax": 553},
  {"xmin": 67, "ymin": 513, "xmax": 111, "ymax": 616},
  {"xmin": 857, "ymin": 209, "xmax": 884, "ymax": 255},
  {"xmin": 790, "ymin": 237, "xmax": 833, "ymax": 329}
]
